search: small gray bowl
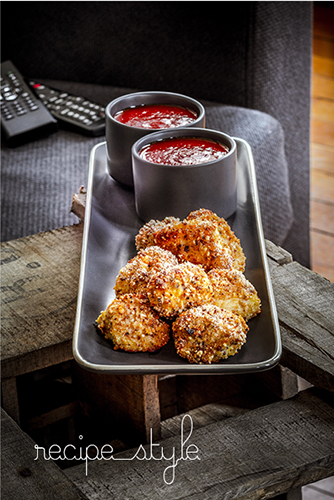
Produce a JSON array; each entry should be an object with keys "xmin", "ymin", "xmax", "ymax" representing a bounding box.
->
[
  {"xmin": 132, "ymin": 127, "xmax": 237, "ymax": 221},
  {"xmin": 105, "ymin": 91, "xmax": 205, "ymax": 187}
]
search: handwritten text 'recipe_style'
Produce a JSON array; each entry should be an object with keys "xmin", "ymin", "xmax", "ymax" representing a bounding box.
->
[{"xmin": 34, "ymin": 414, "xmax": 201, "ymax": 484}]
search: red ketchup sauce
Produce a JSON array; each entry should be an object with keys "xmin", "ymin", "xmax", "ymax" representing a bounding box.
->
[
  {"xmin": 113, "ymin": 104, "xmax": 197, "ymax": 129},
  {"xmin": 140, "ymin": 137, "xmax": 229, "ymax": 166}
]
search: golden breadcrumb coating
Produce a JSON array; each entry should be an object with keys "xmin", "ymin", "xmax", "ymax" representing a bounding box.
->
[
  {"xmin": 96, "ymin": 293, "xmax": 170, "ymax": 352},
  {"xmin": 135, "ymin": 208, "xmax": 245, "ymax": 272},
  {"xmin": 208, "ymin": 268, "xmax": 261, "ymax": 321},
  {"xmin": 136, "ymin": 217, "xmax": 180, "ymax": 249},
  {"xmin": 114, "ymin": 246, "xmax": 178, "ymax": 297},
  {"xmin": 147, "ymin": 261, "xmax": 213, "ymax": 319},
  {"xmin": 187, "ymin": 209, "xmax": 246, "ymax": 272},
  {"xmin": 173, "ymin": 304, "xmax": 248, "ymax": 364},
  {"xmin": 154, "ymin": 218, "xmax": 235, "ymax": 272}
]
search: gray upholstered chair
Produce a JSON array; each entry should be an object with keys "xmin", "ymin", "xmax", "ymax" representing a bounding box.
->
[{"xmin": 1, "ymin": 1, "xmax": 312, "ymax": 267}]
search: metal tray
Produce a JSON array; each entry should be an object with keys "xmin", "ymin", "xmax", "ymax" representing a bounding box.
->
[{"xmin": 73, "ymin": 139, "xmax": 281, "ymax": 374}]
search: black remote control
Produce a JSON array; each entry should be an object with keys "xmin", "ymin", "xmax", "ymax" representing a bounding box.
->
[
  {"xmin": 1, "ymin": 61, "xmax": 58, "ymax": 147},
  {"xmin": 29, "ymin": 80, "xmax": 106, "ymax": 137}
]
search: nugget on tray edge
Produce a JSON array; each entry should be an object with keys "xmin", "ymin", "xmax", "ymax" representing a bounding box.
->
[
  {"xmin": 208, "ymin": 268, "xmax": 261, "ymax": 320},
  {"xmin": 172, "ymin": 304, "xmax": 248, "ymax": 364},
  {"xmin": 96, "ymin": 293, "xmax": 170, "ymax": 353}
]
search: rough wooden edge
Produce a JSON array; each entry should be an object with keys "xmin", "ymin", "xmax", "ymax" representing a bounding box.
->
[
  {"xmin": 71, "ymin": 186, "xmax": 86, "ymax": 222},
  {"xmin": 1, "ymin": 408, "xmax": 89, "ymax": 500},
  {"xmin": 1, "ymin": 377, "xmax": 20, "ymax": 424},
  {"xmin": 267, "ymin": 254, "xmax": 334, "ymax": 393},
  {"xmin": 1, "ymin": 340, "xmax": 73, "ymax": 380},
  {"xmin": 265, "ymin": 239, "xmax": 293, "ymax": 265},
  {"xmin": 280, "ymin": 324, "xmax": 334, "ymax": 393}
]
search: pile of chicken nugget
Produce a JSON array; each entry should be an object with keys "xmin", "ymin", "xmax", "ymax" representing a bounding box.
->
[{"xmin": 96, "ymin": 209, "xmax": 261, "ymax": 364}]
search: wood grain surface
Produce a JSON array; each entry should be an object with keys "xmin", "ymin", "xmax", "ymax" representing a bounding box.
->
[
  {"xmin": 266, "ymin": 240, "xmax": 334, "ymax": 393},
  {"xmin": 1, "ymin": 408, "xmax": 88, "ymax": 500},
  {"xmin": 1, "ymin": 224, "xmax": 83, "ymax": 379},
  {"xmin": 64, "ymin": 389, "xmax": 334, "ymax": 500}
]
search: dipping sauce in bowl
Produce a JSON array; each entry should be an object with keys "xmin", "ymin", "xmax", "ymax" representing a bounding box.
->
[
  {"xmin": 132, "ymin": 127, "xmax": 237, "ymax": 221},
  {"xmin": 113, "ymin": 104, "xmax": 198, "ymax": 129},
  {"xmin": 106, "ymin": 91, "xmax": 205, "ymax": 186},
  {"xmin": 140, "ymin": 136, "xmax": 229, "ymax": 165}
]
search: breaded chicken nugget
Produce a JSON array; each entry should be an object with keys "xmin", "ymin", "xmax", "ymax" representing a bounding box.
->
[
  {"xmin": 153, "ymin": 218, "xmax": 235, "ymax": 272},
  {"xmin": 208, "ymin": 268, "xmax": 261, "ymax": 321},
  {"xmin": 135, "ymin": 209, "xmax": 244, "ymax": 272},
  {"xmin": 187, "ymin": 209, "xmax": 246, "ymax": 272},
  {"xmin": 173, "ymin": 304, "xmax": 248, "ymax": 364},
  {"xmin": 136, "ymin": 216, "xmax": 180, "ymax": 249},
  {"xmin": 96, "ymin": 293, "xmax": 170, "ymax": 352},
  {"xmin": 147, "ymin": 262, "xmax": 213, "ymax": 319},
  {"xmin": 136, "ymin": 216, "xmax": 234, "ymax": 272},
  {"xmin": 114, "ymin": 246, "xmax": 178, "ymax": 297}
]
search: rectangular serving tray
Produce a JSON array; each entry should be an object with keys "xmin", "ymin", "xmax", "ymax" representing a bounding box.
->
[{"xmin": 73, "ymin": 139, "xmax": 281, "ymax": 374}]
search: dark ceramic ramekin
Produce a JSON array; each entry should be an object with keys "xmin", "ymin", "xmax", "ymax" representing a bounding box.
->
[
  {"xmin": 132, "ymin": 127, "xmax": 237, "ymax": 221},
  {"xmin": 105, "ymin": 91, "xmax": 205, "ymax": 187}
]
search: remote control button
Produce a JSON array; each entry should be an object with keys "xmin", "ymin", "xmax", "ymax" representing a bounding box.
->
[{"xmin": 4, "ymin": 93, "xmax": 18, "ymax": 101}]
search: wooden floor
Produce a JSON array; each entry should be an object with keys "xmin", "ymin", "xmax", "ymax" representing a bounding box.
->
[
  {"xmin": 310, "ymin": 3, "xmax": 334, "ymax": 283},
  {"xmin": 303, "ymin": 6, "xmax": 334, "ymax": 498}
]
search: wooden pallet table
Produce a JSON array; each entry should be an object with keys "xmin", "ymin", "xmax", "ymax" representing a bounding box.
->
[
  {"xmin": 1, "ymin": 407, "xmax": 88, "ymax": 500},
  {"xmin": 1, "ymin": 223, "xmax": 334, "ymax": 499}
]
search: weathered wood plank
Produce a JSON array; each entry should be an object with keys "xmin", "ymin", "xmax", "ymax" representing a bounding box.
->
[
  {"xmin": 71, "ymin": 186, "xmax": 87, "ymax": 222},
  {"xmin": 1, "ymin": 377, "xmax": 20, "ymax": 424},
  {"xmin": 280, "ymin": 324, "xmax": 334, "ymax": 394},
  {"xmin": 265, "ymin": 240, "xmax": 293, "ymax": 265},
  {"xmin": 1, "ymin": 224, "xmax": 83, "ymax": 379},
  {"xmin": 1, "ymin": 408, "xmax": 88, "ymax": 500},
  {"xmin": 65, "ymin": 389, "xmax": 334, "ymax": 500},
  {"xmin": 161, "ymin": 401, "xmax": 249, "ymax": 439},
  {"xmin": 266, "ymin": 245, "xmax": 334, "ymax": 392}
]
